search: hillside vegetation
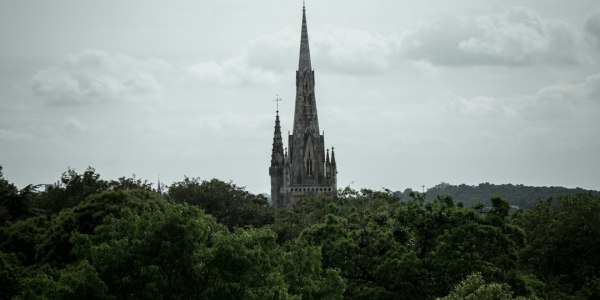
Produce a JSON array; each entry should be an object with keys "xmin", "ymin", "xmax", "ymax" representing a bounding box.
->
[{"xmin": 399, "ymin": 182, "xmax": 600, "ymax": 209}]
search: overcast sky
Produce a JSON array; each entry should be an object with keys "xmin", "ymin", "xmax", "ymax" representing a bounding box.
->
[{"xmin": 1, "ymin": 0, "xmax": 599, "ymax": 194}]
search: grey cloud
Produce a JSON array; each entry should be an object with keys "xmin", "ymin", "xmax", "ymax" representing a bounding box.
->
[
  {"xmin": 401, "ymin": 7, "xmax": 592, "ymax": 66},
  {"xmin": 0, "ymin": 128, "xmax": 29, "ymax": 141},
  {"xmin": 63, "ymin": 117, "xmax": 88, "ymax": 134},
  {"xmin": 0, "ymin": 123, "xmax": 54, "ymax": 142},
  {"xmin": 0, "ymin": 116, "xmax": 92, "ymax": 143},
  {"xmin": 533, "ymin": 73, "xmax": 600, "ymax": 104},
  {"xmin": 584, "ymin": 8, "xmax": 600, "ymax": 43},
  {"xmin": 31, "ymin": 50, "xmax": 169, "ymax": 105}
]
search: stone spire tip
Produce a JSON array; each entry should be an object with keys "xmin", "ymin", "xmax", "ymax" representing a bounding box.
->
[{"xmin": 298, "ymin": 2, "xmax": 312, "ymax": 72}]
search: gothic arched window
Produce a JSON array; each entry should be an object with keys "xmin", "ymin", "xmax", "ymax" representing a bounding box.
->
[{"xmin": 306, "ymin": 154, "xmax": 313, "ymax": 176}]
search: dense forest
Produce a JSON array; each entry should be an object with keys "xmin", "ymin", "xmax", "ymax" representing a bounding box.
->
[{"xmin": 1, "ymin": 166, "xmax": 599, "ymax": 299}]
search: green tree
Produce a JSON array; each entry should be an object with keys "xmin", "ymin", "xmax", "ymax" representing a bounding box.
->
[
  {"xmin": 437, "ymin": 273, "xmax": 537, "ymax": 300},
  {"xmin": 0, "ymin": 166, "xmax": 36, "ymax": 223},
  {"xmin": 15, "ymin": 261, "xmax": 110, "ymax": 300},
  {"xmin": 167, "ymin": 177, "xmax": 273, "ymax": 228},
  {"xmin": 72, "ymin": 204, "xmax": 214, "ymax": 299},
  {"xmin": 283, "ymin": 192, "xmax": 537, "ymax": 299},
  {"xmin": 0, "ymin": 251, "xmax": 23, "ymax": 299},
  {"xmin": 426, "ymin": 197, "xmax": 531, "ymax": 296},
  {"xmin": 36, "ymin": 167, "xmax": 109, "ymax": 214},
  {"xmin": 35, "ymin": 167, "xmax": 153, "ymax": 215},
  {"xmin": 35, "ymin": 189, "xmax": 167, "ymax": 266},
  {"xmin": 297, "ymin": 205, "xmax": 430, "ymax": 299},
  {"xmin": 283, "ymin": 240, "xmax": 346, "ymax": 299},
  {"xmin": 0, "ymin": 215, "xmax": 49, "ymax": 266},
  {"xmin": 70, "ymin": 200, "xmax": 343, "ymax": 299},
  {"xmin": 513, "ymin": 193, "xmax": 600, "ymax": 297}
]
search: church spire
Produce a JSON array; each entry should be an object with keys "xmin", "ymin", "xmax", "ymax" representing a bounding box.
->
[
  {"xmin": 157, "ymin": 176, "xmax": 162, "ymax": 196},
  {"xmin": 293, "ymin": 4, "xmax": 319, "ymax": 136},
  {"xmin": 270, "ymin": 4, "xmax": 337, "ymax": 210},
  {"xmin": 298, "ymin": 3, "xmax": 312, "ymax": 73}
]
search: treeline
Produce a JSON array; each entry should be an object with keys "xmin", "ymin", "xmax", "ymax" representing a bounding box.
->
[
  {"xmin": 1, "ymin": 166, "xmax": 599, "ymax": 299},
  {"xmin": 402, "ymin": 182, "xmax": 600, "ymax": 209}
]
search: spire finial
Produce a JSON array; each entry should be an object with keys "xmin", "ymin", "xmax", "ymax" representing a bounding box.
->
[{"xmin": 273, "ymin": 94, "xmax": 282, "ymax": 113}]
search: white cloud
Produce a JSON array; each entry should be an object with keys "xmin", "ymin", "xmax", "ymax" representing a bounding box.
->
[
  {"xmin": 31, "ymin": 50, "xmax": 171, "ymax": 105},
  {"xmin": 245, "ymin": 28, "xmax": 298, "ymax": 73},
  {"xmin": 401, "ymin": 7, "xmax": 593, "ymax": 66},
  {"xmin": 187, "ymin": 6, "xmax": 598, "ymax": 85},
  {"xmin": 187, "ymin": 28, "xmax": 294, "ymax": 87},
  {"xmin": 187, "ymin": 26, "xmax": 402, "ymax": 86},
  {"xmin": 63, "ymin": 117, "xmax": 88, "ymax": 134},
  {"xmin": 443, "ymin": 72, "xmax": 600, "ymax": 119},
  {"xmin": 521, "ymin": 72, "xmax": 600, "ymax": 118},
  {"xmin": 187, "ymin": 57, "xmax": 280, "ymax": 87},
  {"xmin": 313, "ymin": 27, "xmax": 400, "ymax": 74},
  {"xmin": 444, "ymin": 94, "xmax": 515, "ymax": 117}
]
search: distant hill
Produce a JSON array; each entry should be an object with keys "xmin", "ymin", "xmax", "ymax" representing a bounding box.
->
[{"xmin": 399, "ymin": 182, "xmax": 600, "ymax": 209}]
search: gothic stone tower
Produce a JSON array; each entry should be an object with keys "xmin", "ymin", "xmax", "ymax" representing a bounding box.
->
[{"xmin": 270, "ymin": 5, "xmax": 337, "ymax": 209}]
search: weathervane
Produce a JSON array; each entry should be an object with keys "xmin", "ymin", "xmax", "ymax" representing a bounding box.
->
[{"xmin": 273, "ymin": 94, "xmax": 282, "ymax": 113}]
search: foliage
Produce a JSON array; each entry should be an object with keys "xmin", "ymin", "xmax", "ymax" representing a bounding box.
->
[
  {"xmin": 35, "ymin": 189, "xmax": 167, "ymax": 267},
  {"xmin": 0, "ymin": 215, "xmax": 50, "ymax": 265},
  {"xmin": 71, "ymin": 204, "xmax": 214, "ymax": 299},
  {"xmin": 1, "ymin": 166, "xmax": 599, "ymax": 299},
  {"xmin": 513, "ymin": 193, "xmax": 600, "ymax": 298},
  {"xmin": 436, "ymin": 273, "xmax": 537, "ymax": 300},
  {"xmin": 0, "ymin": 251, "xmax": 23, "ymax": 299},
  {"xmin": 0, "ymin": 175, "xmax": 343, "ymax": 299},
  {"xmin": 14, "ymin": 261, "xmax": 110, "ymax": 300},
  {"xmin": 0, "ymin": 166, "xmax": 37, "ymax": 224},
  {"xmin": 36, "ymin": 167, "xmax": 153, "ymax": 214},
  {"xmin": 290, "ymin": 193, "xmax": 537, "ymax": 299},
  {"xmin": 167, "ymin": 177, "xmax": 273, "ymax": 228}
]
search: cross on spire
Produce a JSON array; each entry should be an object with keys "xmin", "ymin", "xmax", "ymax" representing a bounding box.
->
[{"xmin": 273, "ymin": 94, "xmax": 282, "ymax": 113}]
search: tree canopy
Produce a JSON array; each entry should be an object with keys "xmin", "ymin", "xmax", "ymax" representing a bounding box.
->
[{"xmin": 0, "ymin": 166, "xmax": 598, "ymax": 299}]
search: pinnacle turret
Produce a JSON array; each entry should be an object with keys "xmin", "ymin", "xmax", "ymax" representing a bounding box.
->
[
  {"xmin": 331, "ymin": 147, "xmax": 336, "ymax": 167},
  {"xmin": 270, "ymin": 111, "xmax": 284, "ymax": 166}
]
